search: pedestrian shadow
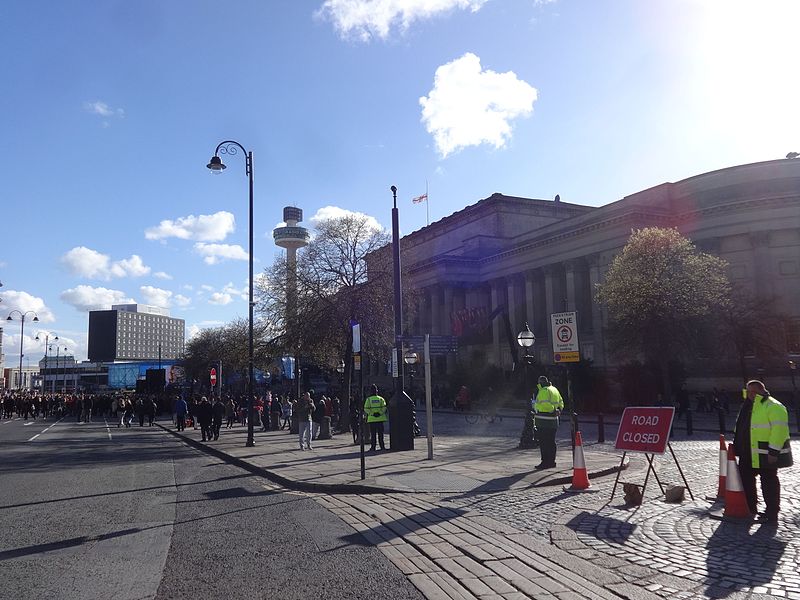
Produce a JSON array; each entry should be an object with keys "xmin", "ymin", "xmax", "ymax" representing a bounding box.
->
[
  {"xmin": 334, "ymin": 506, "xmax": 469, "ymax": 549},
  {"xmin": 703, "ymin": 520, "xmax": 787, "ymax": 598},
  {"xmin": 564, "ymin": 511, "xmax": 637, "ymax": 543},
  {"xmin": 444, "ymin": 471, "xmax": 531, "ymax": 499}
]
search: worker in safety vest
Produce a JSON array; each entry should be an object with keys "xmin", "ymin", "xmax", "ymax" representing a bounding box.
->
[
  {"xmin": 533, "ymin": 376, "xmax": 564, "ymax": 470},
  {"xmin": 734, "ymin": 380, "xmax": 793, "ymax": 524},
  {"xmin": 363, "ymin": 384, "xmax": 387, "ymax": 451}
]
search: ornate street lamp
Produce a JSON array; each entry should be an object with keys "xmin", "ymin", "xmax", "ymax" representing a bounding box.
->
[
  {"xmin": 517, "ymin": 323, "xmax": 537, "ymax": 449},
  {"xmin": 6, "ymin": 310, "xmax": 39, "ymax": 390},
  {"xmin": 404, "ymin": 349, "xmax": 419, "ymax": 404},
  {"xmin": 207, "ymin": 140, "xmax": 256, "ymax": 447},
  {"xmin": 35, "ymin": 333, "xmax": 58, "ymax": 394}
]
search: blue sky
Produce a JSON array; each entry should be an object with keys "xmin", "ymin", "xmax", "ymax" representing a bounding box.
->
[{"xmin": 2, "ymin": 0, "xmax": 798, "ymax": 369}]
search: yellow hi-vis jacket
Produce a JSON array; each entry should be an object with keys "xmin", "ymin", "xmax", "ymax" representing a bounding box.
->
[
  {"xmin": 532, "ymin": 384, "xmax": 563, "ymax": 430},
  {"xmin": 736, "ymin": 392, "xmax": 793, "ymax": 469},
  {"xmin": 364, "ymin": 395, "xmax": 388, "ymax": 423}
]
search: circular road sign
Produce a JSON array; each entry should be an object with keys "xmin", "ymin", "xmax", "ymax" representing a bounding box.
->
[
  {"xmin": 557, "ymin": 325, "xmax": 573, "ymax": 343},
  {"xmin": 210, "ymin": 368, "xmax": 217, "ymax": 387}
]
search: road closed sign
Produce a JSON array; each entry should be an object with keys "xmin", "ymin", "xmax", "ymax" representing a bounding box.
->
[
  {"xmin": 550, "ymin": 311, "xmax": 579, "ymax": 363},
  {"xmin": 614, "ymin": 407, "xmax": 675, "ymax": 454}
]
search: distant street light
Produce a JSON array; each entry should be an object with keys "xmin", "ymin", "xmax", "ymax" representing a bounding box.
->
[
  {"xmin": 6, "ymin": 310, "xmax": 39, "ymax": 390},
  {"xmin": 207, "ymin": 140, "xmax": 256, "ymax": 448},
  {"xmin": 517, "ymin": 323, "xmax": 537, "ymax": 449},
  {"xmin": 35, "ymin": 333, "xmax": 58, "ymax": 394}
]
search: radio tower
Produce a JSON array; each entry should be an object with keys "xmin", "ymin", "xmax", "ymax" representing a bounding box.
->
[{"xmin": 273, "ymin": 207, "xmax": 309, "ymax": 325}]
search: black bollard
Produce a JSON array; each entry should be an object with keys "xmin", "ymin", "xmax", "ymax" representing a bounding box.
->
[
  {"xmin": 795, "ymin": 406, "xmax": 800, "ymax": 435},
  {"xmin": 686, "ymin": 408, "xmax": 693, "ymax": 436},
  {"xmin": 598, "ymin": 413, "xmax": 605, "ymax": 443},
  {"xmin": 717, "ymin": 408, "xmax": 726, "ymax": 434}
]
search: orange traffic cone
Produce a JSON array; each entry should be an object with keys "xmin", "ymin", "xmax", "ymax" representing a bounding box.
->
[
  {"xmin": 716, "ymin": 434, "xmax": 727, "ymax": 499},
  {"xmin": 707, "ymin": 434, "xmax": 727, "ymax": 501},
  {"xmin": 723, "ymin": 443, "xmax": 752, "ymax": 519},
  {"xmin": 567, "ymin": 431, "xmax": 591, "ymax": 490}
]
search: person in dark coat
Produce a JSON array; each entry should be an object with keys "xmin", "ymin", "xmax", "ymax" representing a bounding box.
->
[
  {"xmin": 211, "ymin": 397, "xmax": 225, "ymax": 441},
  {"xmin": 196, "ymin": 396, "xmax": 213, "ymax": 442}
]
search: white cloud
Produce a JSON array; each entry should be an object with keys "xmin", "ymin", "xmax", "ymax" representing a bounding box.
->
[
  {"xmin": 187, "ymin": 320, "xmax": 226, "ymax": 339},
  {"xmin": 1, "ymin": 290, "xmax": 56, "ymax": 323},
  {"xmin": 145, "ymin": 211, "xmax": 236, "ymax": 242},
  {"xmin": 183, "ymin": 284, "xmax": 194, "ymax": 291},
  {"xmin": 60, "ymin": 286, "xmax": 134, "ymax": 312},
  {"xmin": 420, "ymin": 52, "xmax": 538, "ymax": 158},
  {"xmin": 200, "ymin": 284, "xmax": 215, "ymax": 292},
  {"xmin": 139, "ymin": 285, "xmax": 173, "ymax": 308},
  {"xmin": 61, "ymin": 247, "xmax": 151, "ymax": 280},
  {"xmin": 309, "ymin": 205, "xmax": 383, "ymax": 232},
  {"xmin": 84, "ymin": 101, "xmax": 124, "ymax": 126},
  {"xmin": 316, "ymin": 0, "xmax": 488, "ymax": 41},
  {"xmin": 174, "ymin": 294, "xmax": 192, "ymax": 307},
  {"xmin": 193, "ymin": 243, "xmax": 248, "ymax": 265},
  {"xmin": 154, "ymin": 271, "xmax": 173, "ymax": 280},
  {"xmin": 208, "ymin": 292, "xmax": 233, "ymax": 305}
]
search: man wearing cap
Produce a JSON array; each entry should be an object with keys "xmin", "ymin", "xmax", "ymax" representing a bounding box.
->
[
  {"xmin": 533, "ymin": 375, "xmax": 564, "ymax": 469},
  {"xmin": 734, "ymin": 380, "xmax": 793, "ymax": 524}
]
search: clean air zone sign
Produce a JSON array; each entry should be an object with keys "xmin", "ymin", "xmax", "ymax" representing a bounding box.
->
[{"xmin": 550, "ymin": 311, "xmax": 579, "ymax": 363}]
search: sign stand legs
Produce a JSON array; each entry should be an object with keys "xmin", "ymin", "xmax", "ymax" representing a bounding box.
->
[
  {"xmin": 642, "ymin": 453, "xmax": 666, "ymax": 500},
  {"xmin": 610, "ymin": 452, "xmax": 627, "ymax": 502},
  {"xmin": 668, "ymin": 442, "xmax": 694, "ymax": 500}
]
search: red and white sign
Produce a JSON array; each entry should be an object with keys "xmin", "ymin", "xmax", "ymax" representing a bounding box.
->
[
  {"xmin": 614, "ymin": 407, "xmax": 675, "ymax": 455},
  {"xmin": 210, "ymin": 368, "xmax": 217, "ymax": 387}
]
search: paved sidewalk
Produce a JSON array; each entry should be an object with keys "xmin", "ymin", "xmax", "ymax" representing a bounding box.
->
[{"xmin": 156, "ymin": 420, "xmax": 626, "ymax": 494}]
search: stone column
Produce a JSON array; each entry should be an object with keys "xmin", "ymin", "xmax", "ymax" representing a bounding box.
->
[
  {"xmin": 491, "ymin": 279, "xmax": 504, "ymax": 367},
  {"xmin": 564, "ymin": 259, "xmax": 578, "ymax": 313},
  {"xmin": 443, "ymin": 285, "xmax": 455, "ymax": 373},
  {"xmin": 524, "ymin": 271, "xmax": 536, "ymax": 330},
  {"xmin": 587, "ymin": 254, "xmax": 605, "ymax": 365},
  {"xmin": 750, "ymin": 232, "xmax": 772, "ymax": 297},
  {"xmin": 430, "ymin": 286, "xmax": 442, "ymax": 335},
  {"xmin": 543, "ymin": 265, "xmax": 556, "ymax": 325},
  {"xmin": 507, "ymin": 276, "xmax": 520, "ymax": 333}
]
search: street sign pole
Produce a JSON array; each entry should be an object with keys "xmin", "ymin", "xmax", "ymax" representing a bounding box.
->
[{"xmin": 424, "ymin": 334, "xmax": 434, "ymax": 460}]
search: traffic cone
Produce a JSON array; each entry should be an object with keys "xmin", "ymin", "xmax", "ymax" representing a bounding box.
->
[
  {"xmin": 723, "ymin": 443, "xmax": 752, "ymax": 519},
  {"xmin": 567, "ymin": 431, "xmax": 591, "ymax": 490},
  {"xmin": 706, "ymin": 434, "xmax": 727, "ymax": 501}
]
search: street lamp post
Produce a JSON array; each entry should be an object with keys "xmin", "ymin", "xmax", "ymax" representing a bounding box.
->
[
  {"xmin": 516, "ymin": 323, "xmax": 537, "ymax": 449},
  {"xmin": 404, "ymin": 349, "xmax": 419, "ymax": 406},
  {"xmin": 60, "ymin": 346, "xmax": 69, "ymax": 393},
  {"xmin": 35, "ymin": 333, "xmax": 58, "ymax": 395},
  {"xmin": 6, "ymin": 310, "xmax": 39, "ymax": 390},
  {"xmin": 789, "ymin": 360, "xmax": 798, "ymax": 432},
  {"xmin": 389, "ymin": 185, "xmax": 413, "ymax": 451},
  {"xmin": 207, "ymin": 140, "xmax": 256, "ymax": 448}
]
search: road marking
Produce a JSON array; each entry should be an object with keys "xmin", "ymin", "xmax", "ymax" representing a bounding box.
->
[
  {"xmin": 2, "ymin": 418, "xmax": 21, "ymax": 424},
  {"xmin": 27, "ymin": 417, "xmax": 64, "ymax": 442},
  {"xmin": 24, "ymin": 421, "xmax": 36, "ymax": 426},
  {"xmin": 104, "ymin": 418, "xmax": 113, "ymax": 441}
]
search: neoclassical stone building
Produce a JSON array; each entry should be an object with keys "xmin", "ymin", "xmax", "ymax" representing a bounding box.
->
[{"xmin": 389, "ymin": 158, "xmax": 800, "ymax": 392}]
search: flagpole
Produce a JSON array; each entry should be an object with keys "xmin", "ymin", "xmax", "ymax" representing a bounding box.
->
[{"xmin": 425, "ymin": 179, "xmax": 429, "ymax": 226}]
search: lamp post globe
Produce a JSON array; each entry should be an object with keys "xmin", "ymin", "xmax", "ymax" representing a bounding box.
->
[{"xmin": 517, "ymin": 323, "xmax": 537, "ymax": 449}]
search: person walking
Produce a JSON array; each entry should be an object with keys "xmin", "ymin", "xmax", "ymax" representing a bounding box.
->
[
  {"xmin": 312, "ymin": 392, "xmax": 326, "ymax": 440},
  {"xmin": 196, "ymin": 396, "xmax": 213, "ymax": 442},
  {"xmin": 734, "ymin": 380, "xmax": 793, "ymax": 524},
  {"xmin": 280, "ymin": 396, "xmax": 292, "ymax": 430},
  {"xmin": 363, "ymin": 385, "xmax": 387, "ymax": 452},
  {"xmin": 295, "ymin": 391, "xmax": 315, "ymax": 450},
  {"xmin": 533, "ymin": 375, "xmax": 563, "ymax": 470},
  {"xmin": 225, "ymin": 397, "xmax": 236, "ymax": 429},
  {"xmin": 175, "ymin": 395, "xmax": 188, "ymax": 432},
  {"xmin": 211, "ymin": 397, "xmax": 225, "ymax": 441}
]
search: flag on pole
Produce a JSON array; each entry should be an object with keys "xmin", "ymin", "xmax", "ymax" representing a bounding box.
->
[{"xmin": 412, "ymin": 193, "xmax": 428, "ymax": 204}]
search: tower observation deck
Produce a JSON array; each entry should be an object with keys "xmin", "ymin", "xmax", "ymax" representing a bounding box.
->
[{"xmin": 273, "ymin": 207, "xmax": 310, "ymax": 256}]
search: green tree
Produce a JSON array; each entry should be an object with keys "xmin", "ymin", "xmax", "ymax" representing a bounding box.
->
[
  {"xmin": 257, "ymin": 211, "xmax": 416, "ymax": 427},
  {"xmin": 595, "ymin": 227, "xmax": 730, "ymax": 404}
]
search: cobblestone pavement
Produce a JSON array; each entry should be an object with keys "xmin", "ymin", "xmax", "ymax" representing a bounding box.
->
[{"xmin": 440, "ymin": 435, "xmax": 800, "ymax": 599}]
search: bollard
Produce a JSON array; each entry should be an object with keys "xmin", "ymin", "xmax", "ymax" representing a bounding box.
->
[
  {"xmin": 717, "ymin": 408, "xmax": 726, "ymax": 434},
  {"xmin": 270, "ymin": 412, "xmax": 280, "ymax": 431},
  {"xmin": 686, "ymin": 408, "xmax": 693, "ymax": 436},
  {"xmin": 571, "ymin": 412, "xmax": 579, "ymax": 450},
  {"xmin": 795, "ymin": 406, "xmax": 800, "ymax": 435},
  {"xmin": 290, "ymin": 413, "xmax": 299, "ymax": 435},
  {"xmin": 318, "ymin": 415, "xmax": 332, "ymax": 440},
  {"xmin": 598, "ymin": 413, "xmax": 605, "ymax": 443}
]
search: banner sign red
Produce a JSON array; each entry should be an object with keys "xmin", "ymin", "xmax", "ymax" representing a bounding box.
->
[{"xmin": 614, "ymin": 407, "xmax": 675, "ymax": 455}]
